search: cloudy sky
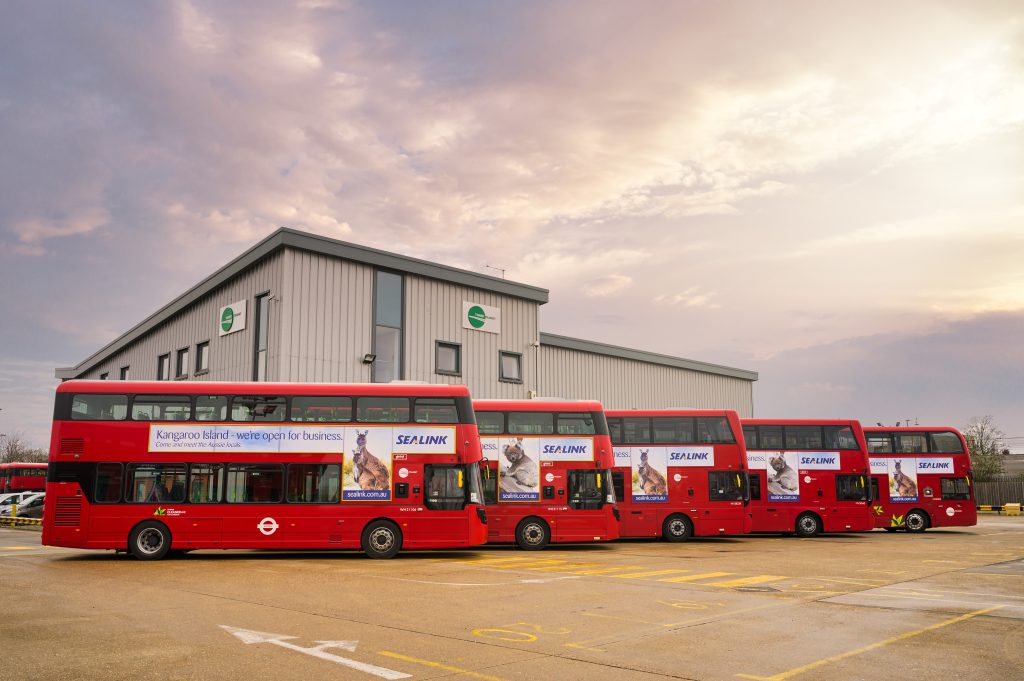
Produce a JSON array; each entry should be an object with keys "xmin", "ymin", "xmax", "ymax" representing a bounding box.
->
[{"xmin": 1, "ymin": 1, "xmax": 1022, "ymax": 448}]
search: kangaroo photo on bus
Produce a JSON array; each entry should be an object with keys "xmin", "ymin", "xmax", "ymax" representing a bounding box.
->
[{"xmin": 343, "ymin": 427, "xmax": 393, "ymax": 501}]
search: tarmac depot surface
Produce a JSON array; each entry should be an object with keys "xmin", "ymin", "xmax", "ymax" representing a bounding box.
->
[{"xmin": 3, "ymin": 515, "xmax": 1022, "ymax": 681}]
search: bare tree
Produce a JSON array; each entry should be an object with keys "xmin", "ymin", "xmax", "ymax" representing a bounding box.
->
[
  {"xmin": 0, "ymin": 431, "xmax": 48, "ymax": 464},
  {"xmin": 963, "ymin": 415, "xmax": 1006, "ymax": 482}
]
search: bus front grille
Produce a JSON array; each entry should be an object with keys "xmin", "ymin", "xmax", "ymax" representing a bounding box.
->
[{"xmin": 54, "ymin": 497, "xmax": 82, "ymax": 526}]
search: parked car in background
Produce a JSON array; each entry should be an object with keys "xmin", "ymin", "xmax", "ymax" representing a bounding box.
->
[
  {"xmin": 0, "ymin": 492, "xmax": 44, "ymax": 517},
  {"xmin": 13, "ymin": 494, "xmax": 46, "ymax": 519},
  {"xmin": 0, "ymin": 492, "xmax": 35, "ymax": 507}
]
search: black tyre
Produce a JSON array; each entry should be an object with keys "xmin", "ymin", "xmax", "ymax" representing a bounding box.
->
[
  {"xmin": 515, "ymin": 517, "xmax": 550, "ymax": 550},
  {"xmin": 795, "ymin": 513, "xmax": 822, "ymax": 538},
  {"xmin": 662, "ymin": 514, "xmax": 693, "ymax": 542},
  {"xmin": 905, "ymin": 510, "xmax": 929, "ymax": 533},
  {"xmin": 361, "ymin": 520, "xmax": 403, "ymax": 559},
  {"xmin": 129, "ymin": 521, "xmax": 172, "ymax": 561}
]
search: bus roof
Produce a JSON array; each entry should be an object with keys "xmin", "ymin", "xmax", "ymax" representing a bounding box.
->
[
  {"xmin": 864, "ymin": 426, "xmax": 964, "ymax": 433},
  {"xmin": 473, "ymin": 399, "xmax": 604, "ymax": 412},
  {"xmin": 741, "ymin": 418, "xmax": 863, "ymax": 426},
  {"xmin": 57, "ymin": 380, "xmax": 471, "ymax": 398},
  {"xmin": 606, "ymin": 408, "xmax": 737, "ymax": 417}
]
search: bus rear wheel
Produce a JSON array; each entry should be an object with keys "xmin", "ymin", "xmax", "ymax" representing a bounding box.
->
[
  {"xmin": 516, "ymin": 517, "xmax": 550, "ymax": 550},
  {"xmin": 905, "ymin": 510, "xmax": 929, "ymax": 533},
  {"xmin": 662, "ymin": 514, "xmax": 693, "ymax": 542},
  {"xmin": 361, "ymin": 520, "xmax": 403, "ymax": 559},
  {"xmin": 795, "ymin": 513, "xmax": 821, "ymax": 538},
  {"xmin": 129, "ymin": 521, "xmax": 171, "ymax": 561}
]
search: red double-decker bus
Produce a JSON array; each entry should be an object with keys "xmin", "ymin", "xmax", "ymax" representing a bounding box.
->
[
  {"xmin": 864, "ymin": 426, "xmax": 977, "ymax": 532},
  {"xmin": 42, "ymin": 381, "xmax": 487, "ymax": 559},
  {"xmin": 0, "ymin": 463, "xmax": 48, "ymax": 493},
  {"xmin": 474, "ymin": 399, "xmax": 618, "ymax": 549},
  {"xmin": 741, "ymin": 419, "xmax": 873, "ymax": 537},
  {"xmin": 606, "ymin": 409, "xmax": 750, "ymax": 541}
]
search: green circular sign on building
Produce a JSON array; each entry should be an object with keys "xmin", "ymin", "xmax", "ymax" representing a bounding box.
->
[
  {"xmin": 467, "ymin": 305, "xmax": 487, "ymax": 329},
  {"xmin": 221, "ymin": 307, "xmax": 235, "ymax": 332}
]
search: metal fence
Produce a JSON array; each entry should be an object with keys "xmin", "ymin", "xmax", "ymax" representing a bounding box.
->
[{"xmin": 975, "ymin": 478, "xmax": 1024, "ymax": 506}]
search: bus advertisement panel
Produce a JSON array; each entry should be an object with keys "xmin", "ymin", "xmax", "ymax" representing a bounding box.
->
[
  {"xmin": 864, "ymin": 427, "xmax": 977, "ymax": 532},
  {"xmin": 475, "ymin": 400, "xmax": 619, "ymax": 550},
  {"xmin": 42, "ymin": 381, "xmax": 487, "ymax": 559},
  {"xmin": 742, "ymin": 419, "xmax": 874, "ymax": 537},
  {"xmin": 607, "ymin": 410, "xmax": 750, "ymax": 541}
]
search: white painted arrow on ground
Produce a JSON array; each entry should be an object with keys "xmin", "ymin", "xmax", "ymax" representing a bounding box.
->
[{"xmin": 219, "ymin": 626, "xmax": 411, "ymax": 679}]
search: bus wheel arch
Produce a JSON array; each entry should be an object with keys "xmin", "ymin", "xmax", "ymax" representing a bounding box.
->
[
  {"xmin": 128, "ymin": 520, "xmax": 172, "ymax": 561},
  {"xmin": 795, "ymin": 512, "xmax": 822, "ymax": 538},
  {"xmin": 662, "ymin": 513, "xmax": 694, "ymax": 542},
  {"xmin": 515, "ymin": 517, "xmax": 550, "ymax": 550},
  {"xmin": 361, "ymin": 518, "xmax": 403, "ymax": 559},
  {"xmin": 905, "ymin": 509, "xmax": 930, "ymax": 533}
]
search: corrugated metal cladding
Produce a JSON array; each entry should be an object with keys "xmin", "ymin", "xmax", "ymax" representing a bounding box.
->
[
  {"xmin": 80, "ymin": 252, "xmax": 284, "ymax": 381},
  {"xmin": 276, "ymin": 247, "xmax": 374, "ymax": 383},
  {"xmin": 538, "ymin": 345, "xmax": 754, "ymax": 416},
  {"xmin": 404, "ymin": 274, "xmax": 538, "ymax": 399}
]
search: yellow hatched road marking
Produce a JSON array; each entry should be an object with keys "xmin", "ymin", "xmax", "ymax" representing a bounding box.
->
[
  {"xmin": 488, "ymin": 560, "xmax": 568, "ymax": 569},
  {"xmin": 566, "ymin": 565, "xmax": 645, "ymax": 575},
  {"xmin": 708, "ymin": 575, "xmax": 785, "ymax": 588},
  {"xmin": 735, "ymin": 606, "xmax": 1001, "ymax": 681},
  {"xmin": 378, "ymin": 651, "xmax": 508, "ymax": 681},
  {"xmin": 527, "ymin": 563, "xmax": 605, "ymax": 572},
  {"xmin": 659, "ymin": 571, "xmax": 732, "ymax": 583},
  {"xmin": 613, "ymin": 569, "xmax": 694, "ymax": 579}
]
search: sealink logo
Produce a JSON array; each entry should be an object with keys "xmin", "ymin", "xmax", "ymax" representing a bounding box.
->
[
  {"xmin": 396, "ymin": 434, "xmax": 448, "ymax": 445},
  {"xmin": 543, "ymin": 445, "xmax": 589, "ymax": 454},
  {"xmin": 670, "ymin": 452, "xmax": 709, "ymax": 461},
  {"xmin": 221, "ymin": 307, "xmax": 235, "ymax": 332},
  {"xmin": 467, "ymin": 305, "xmax": 486, "ymax": 329},
  {"xmin": 801, "ymin": 455, "xmax": 836, "ymax": 466}
]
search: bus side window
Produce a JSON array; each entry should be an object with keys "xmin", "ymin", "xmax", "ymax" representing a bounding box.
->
[{"xmin": 611, "ymin": 470, "xmax": 626, "ymax": 502}]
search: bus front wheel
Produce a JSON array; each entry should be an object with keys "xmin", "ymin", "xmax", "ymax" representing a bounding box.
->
[
  {"xmin": 516, "ymin": 517, "xmax": 550, "ymax": 550},
  {"xmin": 662, "ymin": 514, "xmax": 693, "ymax": 542},
  {"xmin": 905, "ymin": 510, "xmax": 929, "ymax": 533},
  {"xmin": 795, "ymin": 513, "xmax": 821, "ymax": 538},
  {"xmin": 129, "ymin": 521, "xmax": 172, "ymax": 561},
  {"xmin": 361, "ymin": 520, "xmax": 403, "ymax": 559}
]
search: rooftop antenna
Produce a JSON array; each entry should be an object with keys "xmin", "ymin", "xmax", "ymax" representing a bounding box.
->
[{"xmin": 484, "ymin": 264, "xmax": 506, "ymax": 279}]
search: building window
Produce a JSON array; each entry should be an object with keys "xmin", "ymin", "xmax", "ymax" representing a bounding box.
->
[
  {"xmin": 99, "ymin": 372, "xmax": 108, "ymax": 380},
  {"xmin": 253, "ymin": 293, "xmax": 269, "ymax": 381},
  {"xmin": 157, "ymin": 354, "xmax": 170, "ymax": 381},
  {"xmin": 195, "ymin": 341, "xmax": 209, "ymax": 375},
  {"xmin": 372, "ymin": 271, "xmax": 403, "ymax": 383},
  {"xmin": 119, "ymin": 366, "xmax": 129, "ymax": 380},
  {"xmin": 498, "ymin": 351, "xmax": 522, "ymax": 383},
  {"xmin": 175, "ymin": 347, "xmax": 189, "ymax": 379},
  {"xmin": 435, "ymin": 341, "xmax": 461, "ymax": 376}
]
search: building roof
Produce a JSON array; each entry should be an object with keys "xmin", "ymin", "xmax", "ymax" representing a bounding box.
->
[
  {"xmin": 56, "ymin": 227, "xmax": 549, "ymax": 379},
  {"xmin": 539, "ymin": 332, "xmax": 759, "ymax": 381}
]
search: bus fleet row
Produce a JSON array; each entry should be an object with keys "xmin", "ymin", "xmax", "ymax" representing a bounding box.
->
[{"xmin": 41, "ymin": 380, "xmax": 976, "ymax": 559}]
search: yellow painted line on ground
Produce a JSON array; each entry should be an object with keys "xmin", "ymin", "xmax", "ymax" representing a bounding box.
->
[
  {"xmin": 659, "ymin": 571, "xmax": 732, "ymax": 583},
  {"xmin": 486, "ymin": 560, "xmax": 569, "ymax": 569},
  {"xmin": 706, "ymin": 575, "xmax": 785, "ymax": 588},
  {"xmin": 582, "ymin": 611, "xmax": 662, "ymax": 625},
  {"xmin": 613, "ymin": 569, "xmax": 694, "ymax": 579},
  {"xmin": 735, "ymin": 606, "xmax": 1002, "ymax": 681},
  {"xmin": 378, "ymin": 651, "xmax": 508, "ymax": 681},
  {"xmin": 526, "ymin": 563, "xmax": 604, "ymax": 572},
  {"xmin": 922, "ymin": 559, "xmax": 963, "ymax": 564},
  {"xmin": 566, "ymin": 565, "xmax": 644, "ymax": 575},
  {"xmin": 2, "ymin": 546, "xmax": 35, "ymax": 551},
  {"xmin": 454, "ymin": 557, "xmax": 553, "ymax": 566}
]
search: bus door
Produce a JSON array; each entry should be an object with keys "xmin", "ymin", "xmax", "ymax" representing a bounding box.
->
[
  {"xmin": 479, "ymin": 461, "xmax": 503, "ymax": 540},
  {"xmin": 612, "ymin": 469, "xmax": 658, "ymax": 537},
  {"xmin": 415, "ymin": 464, "xmax": 482, "ymax": 545}
]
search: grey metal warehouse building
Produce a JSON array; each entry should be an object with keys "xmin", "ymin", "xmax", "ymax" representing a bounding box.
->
[{"xmin": 55, "ymin": 228, "xmax": 758, "ymax": 412}]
